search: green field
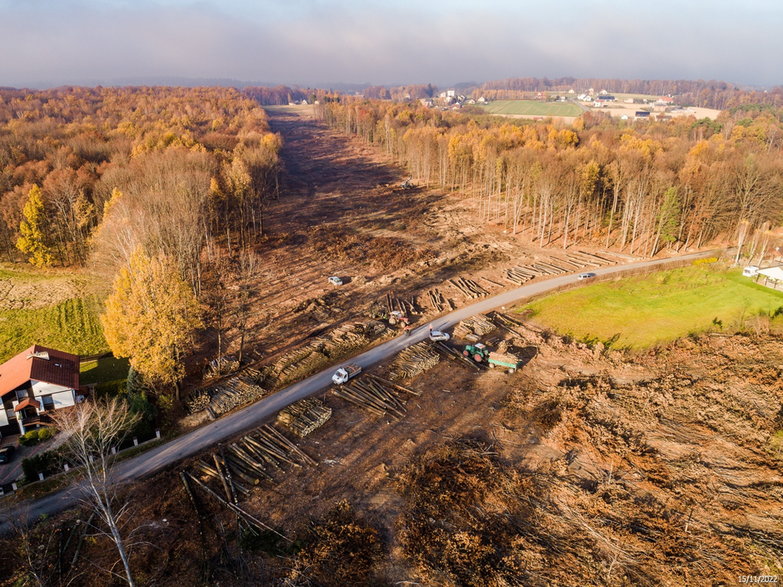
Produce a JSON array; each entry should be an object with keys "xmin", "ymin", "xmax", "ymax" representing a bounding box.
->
[
  {"xmin": 0, "ymin": 296, "xmax": 108, "ymax": 362},
  {"xmin": 478, "ymin": 100, "xmax": 583, "ymax": 117},
  {"xmin": 519, "ymin": 265, "xmax": 783, "ymax": 349}
]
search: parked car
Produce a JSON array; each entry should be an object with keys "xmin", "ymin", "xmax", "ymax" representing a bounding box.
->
[
  {"xmin": 328, "ymin": 276, "xmax": 344, "ymax": 286},
  {"xmin": 429, "ymin": 329, "xmax": 450, "ymax": 342},
  {"xmin": 577, "ymin": 272, "xmax": 596, "ymax": 280},
  {"xmin": 0, "ymin": 445, "xmax": 16, "ymax": 464}
]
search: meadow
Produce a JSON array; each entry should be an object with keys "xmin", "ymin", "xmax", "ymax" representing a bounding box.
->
[
  {"xmin": 520, "ymin": 264, "xmax": 783, "ymax": 348},
  {"xmin": 477, "ymin": 99, "xmax": 582, "ymax": 117}
]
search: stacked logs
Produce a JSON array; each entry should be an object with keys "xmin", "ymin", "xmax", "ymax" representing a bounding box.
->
[
  {"xmin": 332, "ymin": 374, "xmax": 420, "ymax": 418},
  {"xmin": 187, "ymin": 369, "xmax": 268, "ymax": 417},
  {"xmin": 386, "ymin": 291, "xmax": 419, "ymax": 315},
  {"xmin": 448, "ymin": 277, "xmax": 489, "ymax": 299},
  {"xmin": 454, "ymin": 314, "xmax": 497, "ymax": 339},
  {"xmin": 276, "ymin": 398, "xmax": 332, "ymax": 437},
  {"xmin": 192, "ymin": 424, "xmax": 317, "ymax": 497},
  {"xmin": 390, "ymin": 341, "xmax": 441, "ymax": 379},
  {"xmin": 426, "ymin": 289, "xmax": 452, "ymax": 312}
]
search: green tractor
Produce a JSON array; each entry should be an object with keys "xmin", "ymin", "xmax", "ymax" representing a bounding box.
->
[{"xmin": 463, "ymin": 343, "xmax": 490, "ymax": 362}]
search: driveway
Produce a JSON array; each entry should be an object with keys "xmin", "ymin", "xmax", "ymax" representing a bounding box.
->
[{"xmin": 0, "ymin": 249, "xmax": 719, "ymax": 532}]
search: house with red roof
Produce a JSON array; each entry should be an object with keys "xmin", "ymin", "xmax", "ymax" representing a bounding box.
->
[{"xmin": 0, "ymin": 345, "xmax": 81, "ymax": 436}]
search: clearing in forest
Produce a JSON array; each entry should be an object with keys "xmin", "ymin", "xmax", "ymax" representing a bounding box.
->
[
  {"xmin": 520, "ymin": 263, "xmax": 783, "ymax": 348},
  {"xmin": 478, "ymin": 99, "xmax": 582, "ymax": 117}
]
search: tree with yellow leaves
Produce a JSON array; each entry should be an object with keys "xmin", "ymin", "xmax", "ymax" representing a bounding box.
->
[
  {"xmin": 16, "ymin": 184, "xmax": 56, "ymax": 267},
  {"xmin": 101, "ymin": 249, "xmax": 202, "ymax": 397}
]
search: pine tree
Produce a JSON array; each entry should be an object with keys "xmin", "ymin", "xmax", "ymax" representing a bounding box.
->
[
  {"xmin": 16, "ymin": 184, "xmax": 55, "ymax": 267},
  {"xmin": 101, "ymin": 249, "xmax": 202, "ymax": 395}
]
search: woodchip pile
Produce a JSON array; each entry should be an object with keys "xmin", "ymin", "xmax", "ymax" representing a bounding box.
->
[
  {"xmin": 276, "ymin": 398, "xmax": 332, "ymax": 437},
  {"xmin": 390, "ymin": 341, "xmax": 441, "ymax": 379},
  {"xmin": 332, "ymin": 373, "xmax": 421, "ymax": 418}
]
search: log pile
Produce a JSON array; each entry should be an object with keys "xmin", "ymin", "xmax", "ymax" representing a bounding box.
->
[
  {"xmin": 186, "ymin": 369, "xmax": 269, "ymax": 416},
  {"xmin": 426, "ymin": 288, "xmax": 452, "ymax": 312},
  {"xmin": 386, "ymin": 291, "xmax": 419, "ymax": 315},
  {"xmin": 505, "ymin": 251, "xmax": 617, "ymax": 284},
  {"xmin": 192, "ymin": 424, "xmax": 317, "ymax": 497},
  {"xmin": 454, "ymin": 314, "xmax": 497, "ymax": 338},
  {"xmin": 390, "ymin": 341, "xmax": 441, "ymax": 379},
  {"xmin": 448, "ymin": 276, "xmax": 489, "ymax": 299},
  {"xmin": 276, "ymin": 398, "xmax": 332, "ymax": 437},
  {"xmin": 332, "ymin": 374, "xmax": 420, "ymax": 418}
]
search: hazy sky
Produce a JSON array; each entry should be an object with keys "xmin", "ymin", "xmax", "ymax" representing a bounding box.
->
[{"xmin": 0, "ymin": 0, "xmax": 780, "ymax": 88}]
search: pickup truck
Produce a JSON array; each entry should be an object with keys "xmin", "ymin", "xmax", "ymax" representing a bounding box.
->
[{"xmin": 332, "ymin": 364, "xmax": 362, "ymax": 385}]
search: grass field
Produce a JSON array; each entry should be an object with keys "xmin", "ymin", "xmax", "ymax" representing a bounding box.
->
[
  {"xmin": 478, "ymin": 100, "xmax": 583, "ymax": 117},
  {"xmin": 519, "ymin": 265, "xmax": 783, "ymax": 349},
  {"xmin": 80, "ymin": 355, "xmax": 130, "ymax": 385},
  {"xmin": 0, "ymin": 296, "xmax": 108, "ymax": 362}
]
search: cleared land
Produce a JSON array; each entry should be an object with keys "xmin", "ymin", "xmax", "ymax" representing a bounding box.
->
[
  {"xmin": 521, "ymin": 264, "xmax": 783, "ymax": 348},
  {"xmin": 477, "ymin": 99, "xmax": 582, "ymax": 117}
]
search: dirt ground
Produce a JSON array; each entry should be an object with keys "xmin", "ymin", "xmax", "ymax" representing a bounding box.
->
[
  {"xmin": 210, "ymin": 106, "xmax": 637, "ymax": 378},
  {"xmin": 8, "ymin": 325, "xmax": 781, "ymax": 585},
  {"xmin": 5, "ymin": 107, "xmax": 778, "ymax": 586}
]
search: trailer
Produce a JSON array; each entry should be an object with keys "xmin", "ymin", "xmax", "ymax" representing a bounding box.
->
[{"xmin": 487, "ymin": 352, "xmax": 523, "ymax": 373}]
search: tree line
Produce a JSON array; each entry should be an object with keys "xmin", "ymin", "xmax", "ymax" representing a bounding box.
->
[{"xmin": 320, "ymin": 100, "xmax": 783, "ymax": 257}]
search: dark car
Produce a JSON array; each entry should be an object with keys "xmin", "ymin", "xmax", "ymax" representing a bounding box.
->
[
  {"xmin": 577, "ymin": 272, "xmax": 597, "ymax": 280},
  {"xmin": 0, "ymin": 445, "xmax": 16, "ymax": 464}
]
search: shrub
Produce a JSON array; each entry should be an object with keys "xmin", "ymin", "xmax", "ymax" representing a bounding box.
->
[
  {"xmin": 18, "ymin": 430, "xmax": 40, "ymax": 446},
  {"xmin": 22, "ymin": 449, "xmax": 68, "ymax": 482},
  {"xmin": 36, "ymin": 427, "xmax": 54, "ymax": 442}
]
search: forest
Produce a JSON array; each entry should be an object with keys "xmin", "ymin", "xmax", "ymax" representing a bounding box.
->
[
  {"xmin": 320, "ymin": 99, "xmax": 783, "ymax": 257},
  {"xmin": 0, "ymin": 86, "xmax": 281, "ymax": 389}
]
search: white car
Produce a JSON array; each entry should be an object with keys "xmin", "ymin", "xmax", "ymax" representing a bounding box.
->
[
  {"xmin": 429, "ymin": 330, "xmax": 450, "ymax": 342},
  {"xmin": 577, "ymin": 272, "xmax": 596, "ymax": 280},
  {"xmin": 328, "ymin": 276, "xmax": 344, "ymax": 286}
]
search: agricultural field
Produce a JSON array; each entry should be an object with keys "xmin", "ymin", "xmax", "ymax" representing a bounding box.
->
[
  {"xmin": 477, "ymin": 99, "xmax": 583, "ymax": 117},
  {"xmin": 0, "ymin": 265, "xmax": 108, "ymax": 362},
  {"xmin": 520, "ymin": 263, "xmax": 783, "ymax": 348}
]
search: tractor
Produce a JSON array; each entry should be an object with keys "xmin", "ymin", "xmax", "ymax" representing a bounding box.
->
[{"xmin": 463, "ymin": 343, "xmax": 490, "ymax": 362}]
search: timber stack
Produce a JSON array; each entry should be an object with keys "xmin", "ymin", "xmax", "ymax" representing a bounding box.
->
[
  {"xmin": 276, "ymin": 398, "xmax": 332, "ymax": 437},
  {"xmin": 454, "ymin": 314, "xmax": 497, "ymax": 339},
  {"xmin": 332, "ymin": 374, "xmax": 420, "ymax": 418},
  {"xmin": 448, "ymin": 276, "xmax": 489, "ymax": 299},
  {"xmin": 390, "ymin": 341, "xmax": 441, "ymax": 379}
]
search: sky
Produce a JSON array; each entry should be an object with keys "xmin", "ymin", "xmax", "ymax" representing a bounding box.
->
[{"xmin": 0, "ymin": 0, "xmax": 780, "ymax": 88}]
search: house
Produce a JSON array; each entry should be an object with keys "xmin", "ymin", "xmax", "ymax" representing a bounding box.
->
[
  {"xmin": 0, "ymin": 345, "xmax": 81, "ymax": 436},
  {"xmin": 757, "ymin": 266, "xmax": 783, "ymax": 289}
]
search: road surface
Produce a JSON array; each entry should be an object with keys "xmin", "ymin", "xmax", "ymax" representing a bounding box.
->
[{"xmin": 0, "ymin": 249, "xmax": 718, "ymax": 531}]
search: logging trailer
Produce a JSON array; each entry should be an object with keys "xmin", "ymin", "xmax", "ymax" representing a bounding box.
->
[{"xmin": 463, "ymin": 344, "xmax": 523, "ymax": 373}]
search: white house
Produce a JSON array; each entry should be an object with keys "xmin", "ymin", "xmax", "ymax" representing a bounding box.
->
[
  {"xmin": 0, "ymin": 345, "xmax": 81, "ymax": 436},
  {"xmin": 757, "ymin": 266, "xmax": 783, "ymax": 289}
]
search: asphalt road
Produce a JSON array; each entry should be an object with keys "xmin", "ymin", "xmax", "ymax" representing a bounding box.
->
[{"xmin": 0, "ymin": 249, "xmax": 718, "ymax": 531}]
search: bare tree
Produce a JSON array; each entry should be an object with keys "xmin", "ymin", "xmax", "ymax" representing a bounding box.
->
[{"xmin": 52, "ymin": 399, "xmax": 140, "ymax": 586}]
